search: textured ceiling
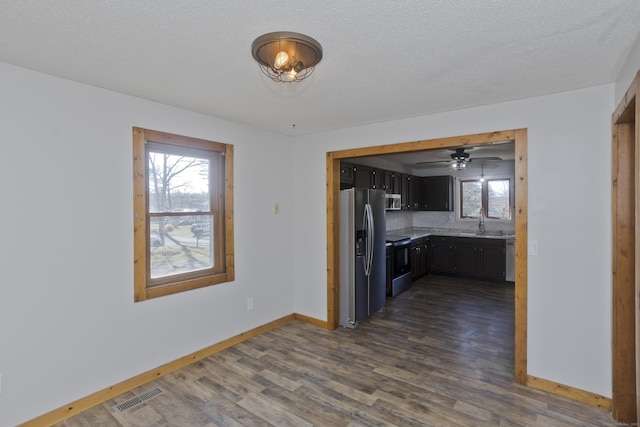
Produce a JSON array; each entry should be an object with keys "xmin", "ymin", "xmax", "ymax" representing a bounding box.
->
[{"xmin": 1, "ymin": 1, "xmax": 639, "ymax": 136}]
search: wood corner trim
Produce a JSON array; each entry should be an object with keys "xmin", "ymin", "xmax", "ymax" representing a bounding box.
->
[
  {"xmin": 293, "ymin": 313, "xmax": 328, "ymax": 329},
  {"xmin": 527, "ymin": 375, "xmax": 612, "ymax": 410}
]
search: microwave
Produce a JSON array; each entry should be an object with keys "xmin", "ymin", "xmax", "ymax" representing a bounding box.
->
[{"xmin": 385, "ymin": 194, "xmax": 401, "ymax": 210}]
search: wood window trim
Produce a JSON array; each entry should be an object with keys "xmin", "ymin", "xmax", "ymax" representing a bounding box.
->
[
  {"xmin": 133, "ymin": 127, "xmax": 234, "ymax": 302},
  {"xmin": 460, "ymin": 178, "xmax": 512, "ymax": 220}
]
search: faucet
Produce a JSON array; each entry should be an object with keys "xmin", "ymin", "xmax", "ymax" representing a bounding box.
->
[{"xmin": 478, "ymin": 208, "xmax": 485, "ymax": 234}]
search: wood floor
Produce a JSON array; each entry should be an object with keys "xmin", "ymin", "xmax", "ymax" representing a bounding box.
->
[{"xmin": 55, "ymin": 275, "xmax": 619, "ymax": 426}]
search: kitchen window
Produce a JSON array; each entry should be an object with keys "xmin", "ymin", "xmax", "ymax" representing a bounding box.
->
[
  {"xmin": 460, "ymin": 178, "xmax": 511, "ymax": 220},
  {"xmin": 133, "ymin": 128, "xmax": 234, "ymax": 301}
]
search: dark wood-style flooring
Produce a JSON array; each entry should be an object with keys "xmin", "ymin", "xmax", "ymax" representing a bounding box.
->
[{"xmin": 55, "ymin": 276, "xmax": 619, "ymax": 426}]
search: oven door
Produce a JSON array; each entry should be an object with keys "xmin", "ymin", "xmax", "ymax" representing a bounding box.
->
[{"xmin": 392, "ymin": 239, "xmax": 411, "ymax": 278}]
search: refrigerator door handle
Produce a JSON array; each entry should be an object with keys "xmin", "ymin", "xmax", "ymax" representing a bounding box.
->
[
  {"xmin": 368, "ymin": 203, "xmax": 374, "ymax": 275},
  {"xmin": 364, "ymin": 203, "xmax": 374, "ymax": 277},
  {"xmin": 361, "ymin": 205, "xmax": 368, "ymax": 276}
]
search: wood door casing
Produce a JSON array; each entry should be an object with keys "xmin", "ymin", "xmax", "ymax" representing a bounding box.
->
[
  {"xmin": 611, "ymin": 69, "xmax": 639, "ymax": 423},
  {"xmin": 326, "ymin": 129, "xmax": 528, "ymax": 384}
]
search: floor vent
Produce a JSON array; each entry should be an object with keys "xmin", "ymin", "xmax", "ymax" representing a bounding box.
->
[{"xmin": 113, "ymin": 387, "xmax": 164, "ymax": 413}]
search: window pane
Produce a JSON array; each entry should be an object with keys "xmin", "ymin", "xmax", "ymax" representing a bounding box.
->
[
  {"xmin": 488, "ymin": 179, "xmax": 510, "ymax": 219},
  {"xmin": 148, "ymin": 152, "xmax": 210, "ymax": 213},
  {"xmin": 150, "ymin": 215, "xmax": 214, "ymax": 279},
  {"xmin": 461, "ymin": 181, "xmax": 482, "ymax": 217}
]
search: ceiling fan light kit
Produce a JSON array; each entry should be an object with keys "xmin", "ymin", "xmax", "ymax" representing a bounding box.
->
[
  {"xmin": 251, "ymin": 31, "xmax": 323, "ymax": 82},
  {"xmin": 451, "ymin": 148, "xmax": 470, "ymax": 170}
]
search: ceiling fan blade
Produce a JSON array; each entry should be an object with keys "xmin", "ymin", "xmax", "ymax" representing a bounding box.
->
[
  {"xmin": 473, "ymin": 156, "xmax": 503, "ymax": 161},
  {"xmin": 415, "ymin": 159, "xmax": 452, "ymax": 165}
]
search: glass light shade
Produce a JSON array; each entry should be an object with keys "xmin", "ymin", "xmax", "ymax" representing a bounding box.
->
[{"xmin": 281, "ymin": 69, "xmax": 297, "ymax": 82}]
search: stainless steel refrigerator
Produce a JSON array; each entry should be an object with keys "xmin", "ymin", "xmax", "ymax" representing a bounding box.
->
[{"xmin": 339, "ymin": 188, "xmax": 386, "ymax": 328}]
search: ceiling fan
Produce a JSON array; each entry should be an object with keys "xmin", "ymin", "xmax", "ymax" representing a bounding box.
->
[{"xmin": 416, "ymin": 147, "xmax": 502, "ymax": 167}]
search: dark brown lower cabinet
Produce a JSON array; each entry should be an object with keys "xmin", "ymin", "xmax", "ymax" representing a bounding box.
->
[
  {"xmin": 429, "ymin": 236, "xmax": 456, "ymax": 274},
  {"xmin": 477, "ymin": 243, "xmax": 506, "ymax": 280},
  {"xmin": 430, "ymin": 236, "xmax": 506, "ymax": 281},
  {"xmin": 455, "ymin": 239, "xmax": 477, "ymax": 276},
  {"xmin": 410, "ymin": 237, "xmax": 430, "ymax": 281}
]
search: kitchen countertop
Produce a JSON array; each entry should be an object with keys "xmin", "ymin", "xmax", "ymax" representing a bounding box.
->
[{"xmin": 388, "ymin": 227, "xmax": 515, "ymax": 241}]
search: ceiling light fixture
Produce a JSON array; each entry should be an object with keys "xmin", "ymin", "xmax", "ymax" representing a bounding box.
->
[
  {"xmin": 450, "ymin": 148, "xmax": 470, "ymax": 171},
  {"xmin": 452, "ymin": 160, "xmax": 467, "ymax": 170},
  {"xmin": 251, "ymin": 32, "xmax": 323, "ymax": 83}
]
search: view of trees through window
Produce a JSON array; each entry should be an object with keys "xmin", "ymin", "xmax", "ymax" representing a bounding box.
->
[
  {"xmin": 461, "ymin": 179, "xmax": 511, "ymax": 219},
  {"xmin": 148, "ymin": 151, "xmax": 215, "ymax": 279},
  {"xmin": 461, "ymin": 181, "xmax": 483, "ymax": 218}
]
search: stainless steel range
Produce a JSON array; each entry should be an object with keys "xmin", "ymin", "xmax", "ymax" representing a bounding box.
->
[{"xmin": 386, "ymin": 234, "xmax": 412, "ymax": 296}]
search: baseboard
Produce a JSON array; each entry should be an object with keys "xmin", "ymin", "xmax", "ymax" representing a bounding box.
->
[
  {"xmin": 527, "ymin": 375, "xmax": 612, "ymax": 410},
  {"xmin": 294, "ymin": 312, "xmax": 328, "ymax": 328},
  {"xmin": 20, "ymin": 313, "xmax": 304, "ymax": 427}
]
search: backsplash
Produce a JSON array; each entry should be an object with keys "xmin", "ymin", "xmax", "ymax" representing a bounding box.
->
[
  {"xmin": 386, "ymin": 210, "xmax": 412, "ymax": 230},
  {"xmin": 412, "ymin": 211, "xmax": 454, "ymax": 228},
  {"xmin": 386, "ymin": 210, "xmax": 514, "ymax": 234}
]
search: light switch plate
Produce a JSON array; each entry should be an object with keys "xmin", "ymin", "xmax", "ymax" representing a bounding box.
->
[{"xmin": 529, "ymin": 240, "xmax": 539, "ymax": 256}]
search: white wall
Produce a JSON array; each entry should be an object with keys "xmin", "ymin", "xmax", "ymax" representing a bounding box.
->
[
  {"xmin": 292, "ymin": 85, "xmax": 614, "ymax": 397},
  {"xmin": 0, "ymin": 62, "xmax": 295, "ymax": 426}
]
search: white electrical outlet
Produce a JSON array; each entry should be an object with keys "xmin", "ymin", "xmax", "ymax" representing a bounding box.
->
[{"xmin": 247, "ymin": 297, "xmax": 254, "ymax": 310}]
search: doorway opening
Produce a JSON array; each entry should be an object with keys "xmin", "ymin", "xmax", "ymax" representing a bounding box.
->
[{"xmin": 326, "ymin": 129, "xmax": 528, "ymax": 383}]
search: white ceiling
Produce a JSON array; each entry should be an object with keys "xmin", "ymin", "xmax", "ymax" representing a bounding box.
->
[{"xmin": 1, "ymin": 1, "xmax": 639, "ymax": 137}]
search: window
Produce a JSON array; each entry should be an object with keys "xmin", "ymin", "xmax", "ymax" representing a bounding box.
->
[
  {"xmin": 460, "ymin": 178, "xmax": 511, "ymax": 220},
  {"xmin": 133, "ymin": 128, "xmax": 234, "ymax": 301}
]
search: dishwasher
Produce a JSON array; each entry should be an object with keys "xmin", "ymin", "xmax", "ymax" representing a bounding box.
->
[{"xmin": 506, "ymin": 238, "xmax": 515, "ymax": 282}]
